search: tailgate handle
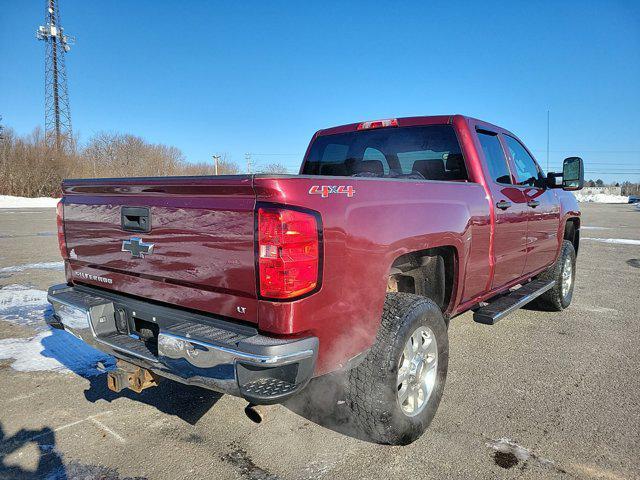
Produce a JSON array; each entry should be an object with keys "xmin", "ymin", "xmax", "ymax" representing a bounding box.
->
[{"xmin": 121, "ymin": 207, "xmax": 151, "ymax": 233}]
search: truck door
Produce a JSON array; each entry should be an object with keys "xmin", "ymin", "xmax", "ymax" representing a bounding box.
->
[
  {"xmin": 476, "ymin": 130, "xmax": 529, "ymax": 289},
  {"xmin": 502, "ymin": 134, "xmax": 561, "ymax": 275}
]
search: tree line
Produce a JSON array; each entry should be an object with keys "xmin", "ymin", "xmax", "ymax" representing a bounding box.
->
[
  {"xmin": 0, "ymin": 126, "xmax": 288, "ymax": 197},
  {"xmin": 2, "ymin": 124, "xmax": 636, "ymax": 198}
]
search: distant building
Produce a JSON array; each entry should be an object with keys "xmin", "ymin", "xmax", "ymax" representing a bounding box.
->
[{"xmin": 581, "ymin": 186, "xmax": 622, "ymax": 196}]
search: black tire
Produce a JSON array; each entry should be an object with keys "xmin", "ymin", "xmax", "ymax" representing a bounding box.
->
[
  {"xmin": 344, "ymin": 292, "xmax": 449, "ymax": 445},
  {"xmin": 532, "ymin": 240, "xmax": 576, "ymax": 311}
]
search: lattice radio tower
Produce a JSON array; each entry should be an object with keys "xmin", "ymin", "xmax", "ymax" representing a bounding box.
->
[{"xmin": 36, "ymin": 0, "xmax": 75, "ymax": 151}]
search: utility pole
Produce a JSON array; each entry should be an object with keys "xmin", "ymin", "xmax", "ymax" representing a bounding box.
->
[
  {"xmin": 546, "ymin": 109, "xmax": 550, "ymax": 172},
  {"xmin": 212, "ymin": 155, "xmax": 220, "ymax": 175},
  {"xmin": 36, "ymin": 0, "xmax": 75, "ymax": 152},
  {"xmin": 245, "ymin": 153, "xmax": 252, "ymax": 174}
]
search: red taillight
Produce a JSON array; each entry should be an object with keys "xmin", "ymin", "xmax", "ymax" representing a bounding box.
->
[
  {"xmin": 257, "ymin": 207, "xmax": 321, "ymax": 299},
  {"xmin": 56, "ymin": 200, "xmax": 68, "ymax": 259},
  {"xmin": 357, "ymin": 118, "xmax": 398, "ymax": 130}
]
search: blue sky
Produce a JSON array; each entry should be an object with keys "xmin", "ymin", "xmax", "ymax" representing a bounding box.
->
[{"xmin": 1, "ymin": 1, "xmax": 639, "ymax": 181}]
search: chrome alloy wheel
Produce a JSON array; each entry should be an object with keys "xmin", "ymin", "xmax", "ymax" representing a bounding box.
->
[
  {"xmin": 561, "ymin": 255, "xmax": 573, "ymax": 298},
  {"xmin": 396, "ymin": 325, "xmax": 438, "ymax": 417}
]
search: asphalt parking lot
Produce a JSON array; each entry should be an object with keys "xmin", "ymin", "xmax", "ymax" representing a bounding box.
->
[{"xmin": 0, "ymin": 203, "xmax": 639, "ymax": 480}]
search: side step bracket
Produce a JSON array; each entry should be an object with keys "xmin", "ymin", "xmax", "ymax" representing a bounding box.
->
[{"xmin": 473, "ymin": 279, "xmax": 555, "ymax": 325}]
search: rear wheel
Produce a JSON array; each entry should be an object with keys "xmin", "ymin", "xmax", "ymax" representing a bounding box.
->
[
  {"xmin": 532, "ymin": 240, "xmax": 576, "ymax": 311},
  {"xmin": 345, "ymin": 292, "xmax": 449, "ymax": 445}
]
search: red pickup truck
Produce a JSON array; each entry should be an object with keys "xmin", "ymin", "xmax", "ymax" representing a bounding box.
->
[{"xmin": 47, "ymin": 115, "xmax": 583, "ymax": 444}]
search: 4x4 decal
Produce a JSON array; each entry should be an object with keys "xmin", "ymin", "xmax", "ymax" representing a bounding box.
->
[{"xmin": 308, "ymin": 185, "xmax": 355, "ymax": 198}]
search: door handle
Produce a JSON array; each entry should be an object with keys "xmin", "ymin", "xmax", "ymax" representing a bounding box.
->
[
  {"xmin": 496, "ymin": 200, "xmax": 512, "ymax": 210},
  {"xmin": 527, "ymin": 200, "xmax": 540, "ymax": 208}
]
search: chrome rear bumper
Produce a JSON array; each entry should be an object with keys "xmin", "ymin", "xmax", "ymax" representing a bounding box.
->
[{"xmin": 47, "ymin": 284, "xmax": 317, "ymax": 404}]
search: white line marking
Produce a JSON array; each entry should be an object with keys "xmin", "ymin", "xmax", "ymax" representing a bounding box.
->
[
  {"xmin": 1, "ymin": 412, "xmax": 114, "ymax": 448},
  {"xmin": 6, "ymin": 392, "xmax": 39, "ymax": 403},
  {"xmin": 90, "ymin": 417, "xmax": 126, "ymax": 444},
  {"xmin": 583, "ymin": 237, "xmax": 640, "ymax": 245}
]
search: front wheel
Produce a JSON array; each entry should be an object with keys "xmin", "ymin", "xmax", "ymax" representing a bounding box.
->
[
  {"xmin": 532, "ymin": 239, "xmax": 576, "ymax": 311},
  {"xmin": 345, "ymin": 293, "xmax": 449, "ymax": 445}
]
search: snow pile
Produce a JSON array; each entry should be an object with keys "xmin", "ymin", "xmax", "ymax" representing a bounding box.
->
[
  {"xmin": 0, "ymin": 284, "xmax": 51, "ymax": 330},
  {"xmin": 573, "ymin": 192, "xmax": 628, "ymax": 203},
  {"xmin": 0, "ymin": 261, "xmax": 64, "ymax": 274},
  {"xmin": 0, "ymin": 195, "xmax": 60, "ymax": 209},
  {"xmin": 0, "ymin": 284, "xmax": 114, "ymax": 376}
]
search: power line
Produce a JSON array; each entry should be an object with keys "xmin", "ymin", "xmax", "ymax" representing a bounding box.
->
[
  {"xmin": 547, "ymin": 162, "xmax": 640, "ymax": 165},
  {"xmin": 249, "ymin": 153, "xmax": 301, "ymax": 156},
  {"xmin": 531, "ymin": 149, "xmax": 640, "ymax": 153}
]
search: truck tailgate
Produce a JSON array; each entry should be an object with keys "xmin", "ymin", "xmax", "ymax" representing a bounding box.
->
[{"xmin": 61, "ymin": 176, "xmax": 258, "ymax": 323}]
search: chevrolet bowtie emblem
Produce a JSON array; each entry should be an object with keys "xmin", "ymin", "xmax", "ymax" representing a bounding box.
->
[{"xmin": 122, "ymin": 237, "xmax": 154, "ymax": 258}]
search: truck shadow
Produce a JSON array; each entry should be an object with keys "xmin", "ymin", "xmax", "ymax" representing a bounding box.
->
[
  {"xmin": 83, "ymin": 375, "xmax": 223, "ymax": 425},
  {"xmin": 34, "ymin": 316, "xmax": 361, "ymax": 435},
  {"xmin": 283, "ymin": 373, "xmax": 372, "ymax": 443},
  {"xmin": 35, "ymin": 314, "xmax": 222, "ymax": 426},
  {"xmin": 0, "ymin": 423, "xmax": 65, "ymax": 480}
]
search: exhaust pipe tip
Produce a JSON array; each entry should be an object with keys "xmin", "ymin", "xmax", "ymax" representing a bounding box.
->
[{"xmin": 244, "ymin": 403, "xmax": 265, "ymax": 424}]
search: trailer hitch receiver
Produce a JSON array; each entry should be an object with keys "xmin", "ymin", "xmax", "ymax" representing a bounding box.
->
[{"xmin": 107, "ymin": 359, "xmax": 158, "ymax": 394}]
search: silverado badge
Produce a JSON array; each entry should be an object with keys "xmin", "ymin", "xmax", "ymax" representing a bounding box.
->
[{"xmin": 122, "ymin": 237, "xmax": 154, "ymax": 258}]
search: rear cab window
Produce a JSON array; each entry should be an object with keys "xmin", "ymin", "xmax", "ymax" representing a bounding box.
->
[{"xmin": 302, "ymin": 125, "xmax": 469, "ymax": 182}]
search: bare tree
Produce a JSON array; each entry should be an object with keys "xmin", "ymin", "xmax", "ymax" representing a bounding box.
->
[
  {"xmin": 0, "ymin": 126, "xmax": 70, "ymax": 197},
  {"xmin": 260, "ymin": 163, "xmax": 289, "ymax": 174},
  {"xmin": 0, "ymin": 126, "xmax": 243, "ymax": 197}
]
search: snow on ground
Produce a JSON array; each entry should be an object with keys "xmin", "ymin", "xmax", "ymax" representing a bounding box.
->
[
  {"xmin": 0, "ymin": 261, "xmax": 64, "ymax": 274},
  {"xmin": 0, "ymin": 284, "xmax": 114, "ymax": 376},
  {"xmin": 486, "ymin": 437, "xmax": 554, "ymax": 468},
  {"xmin": 0, "ymin": 284, "xmax": 51, "ymax": 330},
  {"xmin": 573, "ymin": 192, "xmax": 628, "ymax": 203},
  {"xmin": 0, "ymin": 195, "xmax": 60, "ymax": 209}
]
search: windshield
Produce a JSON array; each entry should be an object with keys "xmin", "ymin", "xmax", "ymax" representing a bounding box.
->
[{"xmin": 302, "ymin": 125, "xmax": 468, "ymax": 181}]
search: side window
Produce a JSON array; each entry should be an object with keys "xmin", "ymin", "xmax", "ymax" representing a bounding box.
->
[
  {"xmin": 504, "ymin": 136, "xmax": 541, "ymax": 187},
  {"xmin": 477, "ymin": 131, "xmax": 512, "ymax": 184}
]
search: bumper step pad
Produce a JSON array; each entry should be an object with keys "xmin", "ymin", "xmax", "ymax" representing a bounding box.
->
[{"xmin": 242, "ymin": 378, "xmax": 297, "ymax": 397}]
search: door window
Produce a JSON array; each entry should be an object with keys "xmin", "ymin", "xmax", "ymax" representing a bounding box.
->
[
  {"xmin": 504, "ymin": 135, "xmax": 541, "ymax": 187},
  {"xmin": 477, "ymin": 131, "xmax": 512, "ymax": 184}
]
